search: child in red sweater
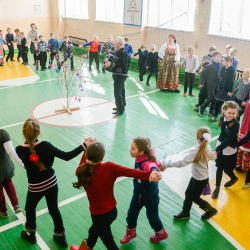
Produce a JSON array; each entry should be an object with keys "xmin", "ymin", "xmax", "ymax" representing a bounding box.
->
[
  {"xmin": 120, "ymin": 137, "xmax": 167, "ymax": 245},
  {"xmin": 70, "ymin": 141, "xmax": 161, "ymax": 250}
]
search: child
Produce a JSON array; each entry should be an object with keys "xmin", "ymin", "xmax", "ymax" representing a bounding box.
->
[
  {"xmin": 14, "ymin": 29, "xmax": 22, "ymax": 62},
  {"xmin": 229, "ymin": 47, "xmax": 238, "ymax": 73},
  {"xmin": 70, "ymin": 141, "xmax": 161, "ymax": 250},
  {"xmin": 225, "ymin": 44, "xmax": 233, "ymax": 55},
  {"xmin": 37, "ymin": 35, "xmax": 47, "ymax": 71},
  {"xmin": 195, "ymin": 61, "xmax": 210, "ymax": 108},
  {"xmin": 124, "ymin": 37, "xmax": 134, "ymax": 72},
  {"xmin": 211, "ymin": 55, "xmax": 234, "ymax": 121},
  {"xmin": 102, "ymin": 34, "xmax": 115, "ymax": 55},
  {"xmin": 80, "ymin": 35, "xmax": 101, "ymax": 72},
  {"xmin": 120, "ymin": 137, "xmax": 167, "ymax": 245},
  {"xmin": 33, "ymin": 38, "xmax": 39, "ymax": 68},
  {"xmin": 47, "ymin": 32, "xmax": 60, "ymax": 68},
  {"xmin": 134, "ymin": 45, "xmax": 149, "ymax": 84},
  {"xmin": 0, "ymin": 30, "xmax": 7, "ymax": 66},
  {"xmin": 212, "ymin": 101, "xmax": 240, "ymax": 199},
  {"xmin": 60, "ymin": 35, "xmax": 78, "ymax": 70},
  {"xmin": 196, "ymin": 46, "xmax": 216, "ymax": 73},
  {"xmin": 16, "ymin": 118, "xmax": 90, "ymax": 248},
  {"xmin": 5, "ymin": 28, "xmax": 15, "ymax": 62},
  {"xmin": 0, "ymin": 129, "xmax": 24, "ymax": 218},
  {"xmin": 146, "ymin": 45, "xmax": 158, "ymax": 86},
  {"xmin": 177, "ymin": 46, "xmax": 198, "ymax": 97},
  {"xmin": 233, "ymin": 68, "xmax": 250, "ymax": 121},
  {"xmin": 160, "ymin": 127, "xmax": 217, "ymax": 220},
  {"xmin": 20, "ymin": 32, "xmax": 28, "ymax": 65}
]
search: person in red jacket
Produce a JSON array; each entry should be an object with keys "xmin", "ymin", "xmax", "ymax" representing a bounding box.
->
[
  {"xmin": 70, "ymin": 141, "xmax": 161, "ymax": 250},
  {"xmin": 80, "ymin": 35, "xmax": 101, "ymax": 72}
]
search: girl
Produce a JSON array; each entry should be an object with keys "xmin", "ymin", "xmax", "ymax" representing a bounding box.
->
[
  {"xmin": 16, "ymin": 118, "xmax": 91, "ymax": 248},
  {"xmin": 157, "ymin": 34, "xmax": 181, "ymax": 92},
  {"xmin": 232, "ymin": 68, "xmax": 250, "ymax": 121},
  {"xmin": 212, "ymin": 101, "xmax": 240, "ymax": 199},
  {"xmin": 70, "ymin": 141, "xmax": 161, "ymax": 250},
  {"xmin": 176, "ymin": 46, "xmax": 198, "ymax": 97},
  {"xmin": 1, "ymin": 129, "xmax": 24, "ymax": 218},
  {"xmin": 146, "ymin": 45, "xmax": 159, "ymax": 86},
  {"xmin": 134, "ymin": 44, "xmax": 149, "ymax": 84},
  {"xmin": 120, "ymin": 137, "xmax": 167, "ymax": 245},
  {"xmin": 211, "ymin": 55, "xmax": 235, "ymax": 121},
  {"xmin": 160, "ymin": 127, "xmax": 217, "ymax": 220},
  {"xmin": 236, "ymin": 90, "xmax": 250, "ymax": 173}
]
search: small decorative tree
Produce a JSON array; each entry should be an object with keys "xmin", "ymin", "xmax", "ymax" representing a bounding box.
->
[{"xmin": 55, "ymin": 58, "xmax": 84, "ymax": 115}]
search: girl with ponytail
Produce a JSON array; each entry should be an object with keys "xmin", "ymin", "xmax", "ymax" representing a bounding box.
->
[
  {"xmin": 212, "ymin": 101, "xmax": 240, "ymax": 199},
  {"xmin": 71, "ymin": 140, "xmax": 162, "ymax": 250},
  {"xmin": 16, "ymin": 118, "xmax": 93, "ymax": 248},
  {"xmin": 160, "ymin": 127, "xmax": 217, "ymax": 221}
]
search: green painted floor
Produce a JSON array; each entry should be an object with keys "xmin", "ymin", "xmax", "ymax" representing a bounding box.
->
[{"xmin": 0, "ymin": 54, "xmax": 237, "ymax": 249}]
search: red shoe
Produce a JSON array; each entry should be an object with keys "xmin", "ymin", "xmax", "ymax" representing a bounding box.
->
[
  {"xmin": 189, "ymin": 94, "xmax": 195, "ymax": 97},
  {"xmin": 150, "ymin": 227, "xmax": 168, "ymax": 243},
  {"xmin": 120, "ymin": 226, "xmax": 137, "ymax": 244},
  {"xmin": 183, "ymin": 92, "xmax": 187, "ymax": 97},
  {"xmin": 70, "ymin": 239, "xmax": 91, "ymax": 250}
]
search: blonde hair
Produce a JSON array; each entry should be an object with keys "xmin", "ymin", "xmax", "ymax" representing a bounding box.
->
[
  {"xmin": 243, "ymin": 68, "xmax": 250, "ymax": 76},
  {"xmin": 188, "ymin": 46, "xmax": 194, "ymax": 52},
  {"xmin": 230, "ymin": 47, "xmax": 237, "ymax": 54},
  {"xmin": 218, "ymin": 101, "xmax": 239, "ymax": 128},
  {"xmin": 141, "ymin": 44, "xmax": 146, "ymax": 49},
  {"xmin": 150, "ymin": 45, "xmax": 156, "ymax": 51},
  {"xmin": 64, "ymin": 34, "xmax": 69, "ymax": 38}
]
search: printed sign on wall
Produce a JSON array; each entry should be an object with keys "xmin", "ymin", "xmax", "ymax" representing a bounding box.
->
[{"xmin": 123, "ymin": 0, "xmax": 143, "ymax": 26}]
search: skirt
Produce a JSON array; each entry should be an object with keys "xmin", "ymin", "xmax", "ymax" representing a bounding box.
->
[
  {"xmin": 215, "ymin": 90, "xmax": 232, "ymax": 102},
  {"xmin": 216, "ymin": 151, "xmax": 237, "ymax": 171}
]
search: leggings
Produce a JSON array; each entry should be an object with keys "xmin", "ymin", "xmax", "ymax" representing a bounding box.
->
[{"xmin": 216, "ymin": 167, "xmax": 237, "ymax": 187}]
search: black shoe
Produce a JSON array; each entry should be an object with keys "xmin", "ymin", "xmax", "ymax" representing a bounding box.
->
[
  {"xmin": 102, "ymin": 69, "xmax": 106, "ymax": 73},
  {"xmin": 146, "ymin": 82, "xmax": 150, "ymax": 86},
  {"xmin": 112, "ymin": 111, "xmax": 123, "ymax": 116},
  {"xmin": 6, "ymin": 60, "xmax": 8, "ymax": 62},
  {"xmin": 195, "ymin": 104, "xmax": 199, "ymax": 107},
  {"xmin": 41, "ymin": 69, "xmax": 45, "ymax": 71},
  {"xmin": 53, "ymin": 234, "xmax": 68, "ymax": 249},
  {"xmin": 173, "ymin": 212, "xmax": 190, "ymax": 220},
  {"xmin": 10, "ymin": 59, "xmax": 15, "ymax": 61},
  {"xmin": 175, "ymin": 89, "xmax": 180, "ymax": 93},
  {"xmin": 33, "ymin": 63, "xmax": 36, "ymax": 66},
  {"xmin": 208, "ymin": 111, "xmax": 214, "ymax": 117},
  {"xmin": 113, "ymin": 107, "xmax": 118, "ymax": 110},
  {"xmin": 89, "ymin": 68, "xmax": 92, "ymax": 72},
  {"xmin": 21, "ymin": 230, "xmax": 37, "ymax": 244},
  {"xmin": 201, "ymin": 203, "xmax": 218, "ymax": 220},
  {"xmin": 235, "ymin": 166, "xmax": 244, "ymax": 172},
  {"xmin": 24, "ymin": 62, "xmax": 28, "ymax": 65},
  {"xmin": 224, "ymin": 177, "xmax": 238, "ymax": 188},
  {"xmin": 44, "ymin": 66, "xmax": 47, "ymax": 69},
  {"xmin": 199, "ymin": 107, "xmax": 204, "ymax": 116},
  {"xmin": 97, "ymin": 69, "xmax": 101, "ymax": 73},
  {"xmin": 212, "ymin": 187, "xmax": 220, "ymax": 199}
]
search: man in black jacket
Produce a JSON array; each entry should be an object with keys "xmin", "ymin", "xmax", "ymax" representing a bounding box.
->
[
  {"xmin": 196, "ymin": 52, "xmax": 222, "ymax": 116},
  {"xmin": 105, "ymin": 36, "xmax": 128, "ymax": 116}
]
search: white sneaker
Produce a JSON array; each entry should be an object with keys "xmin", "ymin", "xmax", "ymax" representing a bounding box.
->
[
  {"xmin": 242, "ymin": 183, "xmax": 250, "ymax": 190},
  {"xmin": 140, "ymin": 81, "xmax": 144, "ymax": 84}
]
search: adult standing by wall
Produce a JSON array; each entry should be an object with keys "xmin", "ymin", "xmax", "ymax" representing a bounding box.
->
[
  {"xmin": 26, "ymin": 23, "xmax": 40, "ymax": 66},
  {"xmin": 105, "ymin": 36, "xmax": 128, "ymax": 116},
  {"xmin": 157, "ymin": 34, "xmax": 180, "ymax": 92}
]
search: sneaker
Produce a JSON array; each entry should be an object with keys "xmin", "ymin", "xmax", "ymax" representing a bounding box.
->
[
  {"xmin": 89, "ymin": 68, "xmax": 92, "ymax": 72},
  {"xmin": 173, "ymin": 212, "xmax": 190, "ymax": 220},
  {"xmin": 183, "ymin": 92, "xmax": 187, "ymax": 97},
  {"xmin": 194, "ymin": 107, "xmax": 199, "ymax": 112},
  {"xmin": 113, "ymin": 107, "xmax": 118, "ymax": 110},
  {"xmin": 224, "ymin": 177, "xmax": 238, "ymax": 188},
  {"xmin": 201, "ymin": 207, "xmax": 218, "ymax": 220},
  {"xmin": 208, "ymin": 111, "xmax": 214, "ymax": 117},
  {"xmin": 242, "ymin": 183, "xmax": 250, "ymax": 190},
  {"xmin": 0, "ymin": 211, "xmax": 9, "ymax": 218},
  {"xmin": 14, "ymin": 205, "xmax": 22, "ymax": 214},
  {"xmin": 210, "ymin": 116, "xmax": 217, "ymax": 122},
  {"xmin": 24, "ymin": 62, "xmax": 28, "ymax": 65},
  {"xmin": 33, "ymin": 63, "xmax": 36, "ymax": 66},
  {"xmin": 44, "ymin": 66, "xmax": 47, "ymax": 69},
  {"xmin": 212, "ymin": 187, "xmax": 220, "ymax": 199},
  {"xmin": 175, "ymin": 89, "xmax": 180, "ymax": 93},
  {"xmin": 189, "ymin": 93, "xmax": 195, "ymax": 97},
  {"xmin": 146, "ymin": 82, "xmax": 150, "ymax": 86},
  {"xmin": 97, "ymin": 69, "xmax": 101, "ymax": 73},
  {"xmin": 195, "ymin": 104, "xmax": 199, "ymax": 107},
  {"xmin": 199, "ymin": 107, "xmax": 204, "ymax": 116}
]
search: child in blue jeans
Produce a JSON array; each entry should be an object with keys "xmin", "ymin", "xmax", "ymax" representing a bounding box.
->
[{"xmin": 120, "ymin": 137, "xmax": 167, "ymax": 244}]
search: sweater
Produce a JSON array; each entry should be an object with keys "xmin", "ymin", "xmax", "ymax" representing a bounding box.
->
[
  {"xmin": 179, "ymin": 55, "xmax": 198, "ymax": 73},
  {"xmin": 161, "ymin": 144, "xmax": 216, "ymax": 181},
  {"xmin": 196, "ymin": 54, "xmax": 213, "ymax": 72},
  {"xmin": 27, "ymin": 30, "xmax": 40, "ymax": 43},
  {"xmin": 124, "ymin": 43, "xmax": 134, "ymax": 57},
  {"xmin": 14, "ymin": 35, "xmax": 22, "ymax": 45},
  {"xmin": 37, "ymin": 41, "xmax": 47, "ymax": 53},
  {"xmin": 16, "ymin": 141, "xmax": 83, "ymax": 191},
  {"xmin": 77, "ymin": 152, "xmax": 150, "ymax": 215},
  {"xmin": 233, "ymin": 78, "xmax": 250, "ymax": 101},
  {"xmin": 134, "ymin": 49, "xmax": 149, "ymax": 67},
  {"xmin": 21, "ymin": 37, "xmax": 28, "ymax": 51},
  {"xmin": 218, "ymin": 66, "xmax": 235, "ymax": 92},
  {"xmin": 102, "ymin": 41, "xmax": 115, "ymax": 54},
  {"xmin": 48, "ymin": 38, "xmax": 60, "ymax": 52},
  {"xmin": 147, "ymin": 52, "xmax": 158, "ymax": 73},
  {"xmin": 6, "ymin": 33, "xmax": 14, "ymax": 44}
]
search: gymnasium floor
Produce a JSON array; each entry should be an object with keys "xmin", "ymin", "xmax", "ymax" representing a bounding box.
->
[{"xmin": 0, "ymin": 54, "xmax": 249, "ymax": 250}]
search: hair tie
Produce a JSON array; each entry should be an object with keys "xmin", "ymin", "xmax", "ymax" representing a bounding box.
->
[
  {"xmin": 30, "ymin": 153, "xmax": 39, "ymax": 162},
  {"xmin": 203, "ymin": 133, "xmax": 211, "ymax": 141},
  {"xmin": 86, "ymin": 159, "xmax": 93, "ymax": 164}
]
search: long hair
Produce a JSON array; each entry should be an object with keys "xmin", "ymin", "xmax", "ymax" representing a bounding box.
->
[
  {"xmin": 22, "ymin": 118, "xmax": 46, "ymax": 171},
  {"xmin": 73, "ymin": 142, "xmax": 105, "ymax": 188},
  {"xmin": 132, "ymin": 137, "xmax": 156, "ymax": 162},
  {"xmin": 218, "ymin": 101, "xmax": 239, "ymax": 128},
  {"xmin": 193, "ymin": 126, "xmax": 211, "ymax": 164}
]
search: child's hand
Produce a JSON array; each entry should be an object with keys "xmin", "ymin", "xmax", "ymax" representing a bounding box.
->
[
  {"xmin": 174, "ymin": 62, "xmax": 179, "ymax": 66},
  {"xmin": 227, "ymin": 92, "xmax": 232, "ymax": 97},
  {"xmin": 149, "ymin": 170, "xmax": 162, "ymax": 182},
  {"xmin": 159, "ymin": 165, "xmax": 167, "ymax": 172},
  {"xmin": 25, "ymin": 44, "xmax": 28, "ymax": 47},
  {"xmin": 8, "ymin": 43, "xmax": 11, "ymax": 46},
  {"xmin": 79, "ymin": 45, "xmax": 83, "ymax": 48},
  {"xmin": 242, "ymin": 101, "xmax": 246, "ymax": 106},
  {"xmin": 199, "ymin": 84, "xmax": 204, "ymax": 88},
  {"xmin": 84, "ymin": 137, "xmax": 96, "ymax": 147},
  {"xmin": 213, "ymin": 151, "xmax": 218, "ymax": 156}
]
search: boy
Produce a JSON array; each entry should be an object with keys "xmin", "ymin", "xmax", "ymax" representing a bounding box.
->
[
  {"xmin": 14, "ymin": 29, "xmax": 22, "ymax": 62},
  {"xmin": 20, "ymin": 32, "xmax": 28, "ymax": 65},
  {"xmin": 33, "ymin": 37, "xmax": 39, "ymax": 68},
  {"xmin": 48, "ymin": 32, "xmax": 60, "ymax": 68},
  {"xmin": 37, "ymin": 35, "xmax": 47, "ymax": 71},
  {"xmin": 60, "ymin": 35, "xmax": 78, "ymax": 70},
  {"xmin": 0, "ymin": 30, "xmax": 7, "ymax": 66},
  {"xmin": 196, "ymin": 46, "xmax": 216, "ymax": 73},
  {"xmin": 6, "ymin": 28, "xmax": 15, "ymax": 62},
  {"xmin": 229, "ymin": 47, "xmax": 238, "ymax": 74},
  {"xmin": 124, "ymin": 37, "xmax": 134, "ymax": 72}
]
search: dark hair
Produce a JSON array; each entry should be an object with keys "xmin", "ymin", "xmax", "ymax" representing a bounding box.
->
[
  {"xmin": 39, "ymin": 35, "xmax": 43, "ymax": 38},
  {"xmin": 14, "ymin": 29, "xmax": 20, "ymax": 33},
  {"xmin": 222, "ymin": 55, "xmax": 232, "ymax": 63},
  {"xmin": 213, "ymin": 51, "xmax": 222, "ymax": 57},
  {"xmin": 133, "ymin": 137, "xmax": 156, "ymax": 162},
  {"xmin": 218, "ymin": 101, "xmax": 239, "ymax": 128},
  {"xmin": 73, "ymin": 142, "xmax": 105, "ymax": 188},
  {"xmin": 202, "ymin": 61, "xmax": 210, "ymax": 68},
  {"xmin": 30, "ymin": 23, "xmax": 36, "ymax": 27},
  {"xmin": 22, "ymin": 118, "xmax": 46, "ymax": 171},
  {"xmin": 209, "ymin": 46, "xmax": 216, "ymax": 52}
]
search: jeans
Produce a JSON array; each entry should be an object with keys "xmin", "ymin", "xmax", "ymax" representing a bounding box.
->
[
  {"xmin": 0, "ymin": 179, "xmax": 19, "ymax": 213},
  {"xmin": 184, "ymin": 72, "xmax": 195, "ymax": 94},
  {"xmin": 113, "ymin": 74, "xmax": 127, "ymax": 112},
  {"xmin": 200, "ymin": 87, "xmax": 216, "ymax": 112},
  {"xmin": 126, "ymin": 191, "xmax": 163, "ymax": 232},
  {"xmin": 6, "ymin": 44, "xmax": 14, "ymax": 60},
  {"xmin": 88, "ymin": 207, "xmax": 119, "ymax": 250},
  {"xmin": 25, "ymin": 185, "xmax": 64, "ymax": 233},
  {"xmin": 89, "ymin": 51, "xmax": 99, "ymax": 70}
]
